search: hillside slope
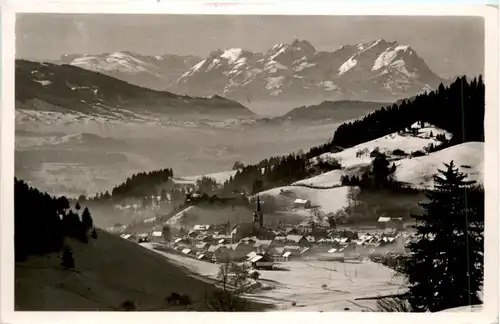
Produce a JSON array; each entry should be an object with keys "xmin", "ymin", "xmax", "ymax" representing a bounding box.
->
[
  {"xmin": 15, "ymin": 230, "xmax": 246, "ymax": 311},
  {"xmin": 290, "ymin": 122, "xmax": 453, "ymax": 189},
  {"xmin": 314, "ymin": 122, "xmax": 452, "ymax": 168},
  {"xmin": 175, "ymin": 170, "xmax": 238, "ymax": 185},
  {"xmin": 394, "ymin": 142, "xmax": 484, "ymax": 189},
  {"xmin": 15, "ymin": 60, "xmax": 255, "ymax": 121},
  {"xmin": 274, "ymin": 100, "xmax": 389, "ymax": 125},
  {"xmin": 257, "ymin": 186, "xmax": 352, "ymax": 215},
  {"xmin": 164, "ymin": 204, "xmax": 306, "ymax": 229}
]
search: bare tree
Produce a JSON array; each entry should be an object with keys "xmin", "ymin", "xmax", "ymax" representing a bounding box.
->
[
  {"xmin": 207, "ymin": 262, "xmax": 251, "ymax": 311},
  {"xmin": 162, "ymin": 224, "xmax": 171, "ymax": 242},
  {"xmin": 217, "ymin": 262, "xmax": 232, "ymax": 292},
  {"xmin": 346, "ymin": 186, "xmax": 359, "ymax": 209}
]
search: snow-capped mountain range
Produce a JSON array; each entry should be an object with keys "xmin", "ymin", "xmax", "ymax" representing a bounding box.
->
[{"xmin": 56, "ymin": 39, "xmax": 445, "ymax": 106}]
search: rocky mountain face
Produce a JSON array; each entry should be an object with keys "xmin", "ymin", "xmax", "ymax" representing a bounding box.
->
[{"xmin": 170, "ymin": 39, "xmax": 444, "ymax": 104}]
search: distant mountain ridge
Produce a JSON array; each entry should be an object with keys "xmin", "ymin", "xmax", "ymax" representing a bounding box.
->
[
  {"xmin": 54, "ymin": 39, "xmax": 446, "ymax": 110},
  {"xmin": 58, "ymin": 51, "xmax": 202, "ymax": 91},
  {"xmin": 15, "ymin": 60, "xmax": 255, "ymax": 121},
  {"xmin": 277, "ymin": 100, "xmax": 390, "ymax": 124}
]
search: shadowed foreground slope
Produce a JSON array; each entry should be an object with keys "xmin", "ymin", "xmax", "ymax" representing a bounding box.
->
[{"xmin": 15, "ymin": 229, "xmax": 271, "ymax": 311}]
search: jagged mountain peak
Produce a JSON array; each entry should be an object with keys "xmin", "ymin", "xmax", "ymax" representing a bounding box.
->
[
  {"xmin": 171, "ymin": 38, "xmax": 442, "ymax": 105},
  {"xmin": 290, "ymin": 39, "xmax": 317, "ymax": 52},
  {"xmin": 266, "ymin": 39, "xmax": 317, "ymax": 62},
  {"xmin": 207, "ymin": 49, "xmax": 224, "ymax": 59}
]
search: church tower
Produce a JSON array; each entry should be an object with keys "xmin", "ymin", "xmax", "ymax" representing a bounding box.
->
[
  {"xmin": 256, "ymin": 196, "xmax": 264, "ymax": 228},
  {"xmin": 252, "ymin": 196, "xmax": 259, "ymax": 229}
]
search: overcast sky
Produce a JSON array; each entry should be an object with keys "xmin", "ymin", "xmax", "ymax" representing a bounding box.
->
[{"xmin": 16, "ymin": 14, "xmax": 484, "ymax": 78}]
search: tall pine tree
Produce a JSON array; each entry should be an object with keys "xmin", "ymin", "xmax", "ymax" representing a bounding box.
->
[
  {"xmin": 81, "ymin": 207, "xmax": 93, "ymax": 231},
  {"xmin": 402, "ymin": 161, "xmax": 484, "ymax": 312}
]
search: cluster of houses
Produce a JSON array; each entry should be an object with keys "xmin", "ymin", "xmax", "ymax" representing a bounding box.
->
[
  {"xmin": 116, "ymin": 195, "xmax": 417, "ymax": 269},
  {"xmin": 120, "ymin": 220, "xmax": 418, "ymax": 269}
]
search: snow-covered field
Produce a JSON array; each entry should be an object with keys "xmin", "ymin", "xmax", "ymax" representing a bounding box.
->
[
  {"xmin": 395, "ymin": 142, "xmax": 484, "ymax": 188},
  {"xmin": 257, "ymin": 185, "xmax": 352, "ymax": 214},
  {"xmin": 293, "ymin": 166, "xmax": 361, "ymax": 188},
  {"xmin": 249, "ymin": 260, "xmax": 405, "ymax": 311},
  {"xmin": 294, "ymin": 142, "xmax": 484, "ymax": 190},
  {"xmin": 143, "ymin": 244, "xmax": 405, "ymax": 312},
  {"xmin": 176, "ymin": 170, "xmax": 238, "ymax": 185},
  {"xmin": 314, "ymin": 123, "xmax": 451, "ymax": 170},
  {"xmin": 15, "ymin": 231, "xmax": 223, "ymax": 311},
  {"xmin": 294, "ymin": 123, "xmax": 479, "ymax": 190}
]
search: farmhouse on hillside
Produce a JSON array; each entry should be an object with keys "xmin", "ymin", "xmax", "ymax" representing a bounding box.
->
[
  {"xmin": 193, "ymin": 224, "xmax": 211, "ymax": 231},
  {"xmin": 170, "ymin": 178, "xmax": 196, "ymax": 191},
  {"xmin": 293, "ymin": 198, "xmax": 312, "ymax": 209},
  {"xmin": 377, "ymin": 217, "xmax": 404, "ymax": 230}
]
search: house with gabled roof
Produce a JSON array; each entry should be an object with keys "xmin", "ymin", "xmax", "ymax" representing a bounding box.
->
[
  {"xmin": 195, "ymin": 242, "xmax": 210, "ymax": 251},
  {"xmin": 208, "ymin": 245, "xmax": 230, "ymax": 263},
  {"xmin": 193, "ymin": 224, "xmax": 211, "ymax": 231},
  {"xmin": 286, "ymin": 235, "xmax": 310, "ymax": 247},
  {"xmin": 378, "ymin": 216, "xmax": 404, "ymax": 230},
  {"xmin": 293, "ymin": 199, "xmax": 312, "ymax": 209},
  {"xmin": 248, "ymin": 254, "xmax": 274, "ymax": 270},
  {"xmin": 228, "ymin": 242, "xmax": 254, "ymax": 261},
  {"xmin": 271, "ymin": 236, "xmax": 286, "ymax": 247}
]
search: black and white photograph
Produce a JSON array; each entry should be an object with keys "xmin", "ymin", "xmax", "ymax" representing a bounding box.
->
[{"xmin": 1, "ymin": 2, "xmax": 498, "ymax": 319}]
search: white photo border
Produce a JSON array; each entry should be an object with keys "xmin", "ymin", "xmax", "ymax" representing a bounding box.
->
[{"xmin": 1, "ymin": 2, "xmax": 498, "ymax": 324}]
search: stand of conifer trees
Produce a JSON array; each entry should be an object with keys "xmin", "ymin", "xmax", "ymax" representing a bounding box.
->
[
  {"xmin": 14, "ymin": 178, "xmax": 96, "ymax": 262},
  {"xmin": 332, "ymin": 76, "xmax": 484, "ymax": 148}
]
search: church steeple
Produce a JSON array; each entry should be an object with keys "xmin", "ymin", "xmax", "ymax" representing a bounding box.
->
[{"xmin": 256, "ymin": 196, "xmax": 263, "ymax": 228}]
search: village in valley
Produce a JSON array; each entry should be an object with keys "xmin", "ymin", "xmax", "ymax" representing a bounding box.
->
[
  {"xmin": 106, "ymin": 176, "xmax": 416, "ymax": 311},
  {"xmin": 117, "ymin": 193, "xmax": 409, "ymax": 267}
]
